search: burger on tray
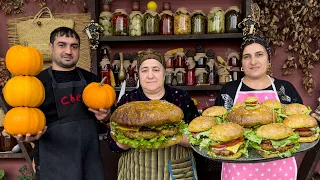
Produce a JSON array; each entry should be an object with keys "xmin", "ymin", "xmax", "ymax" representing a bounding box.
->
[
  {"xmin": 110, "ymin": 100, "xmax": 187, "ymax": 149},
  {"xmin": 282, "ymin": 103, "xmax": 312, "ymax": 116},
  {"xmin": 202, "ymin": 106, "xmax": 228, "ymax": 124},
  {"xmin": 188, "ymin": 116, "xmax": 217, "ymax": 149},
  {"xmin": 206, "ymin": 122, "xmax": 249, "ymax": 159},
  {"xmin": 283, "ymin": 114, "xmax": 320, "ymax": 143},
  {"xmin": 262, "ymin": 100, "xmax": 286, "ymax": 122},
  {"xmin": 245, "ymin": 123, "xmax": 300, "ymax": 158}
]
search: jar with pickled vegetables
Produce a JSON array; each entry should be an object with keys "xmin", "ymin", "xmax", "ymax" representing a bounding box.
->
[
  {"xmin": 191, "ymin": 10, "xmax": 206, "ymax": 34},
  {"xmin": 207, "ymin": 7, "xmax": 225, "ymax": 34},
  {"xmin": 225, "ymin": 6, "xmax": 241, "ymax": 33},
  {"xmin": 160, "ymin": 2, "xmax": 173, "ymax": 35},
  {"xmin": 144, "ymin": 10, "xmax": 160, "ymax": 35},
  {"xmin": 129, "ymin": 11, "xmax": 143, "ymax": 36},
  {"xmin": 174, "ymin": 7, "xmax": 191, "ymax": 35},
  {"xmin": 113, "ymin": 9, "xmax": 129, "ymax": 36},
  {"xmin": 99, "ymin": 11, "xmax": 113, "ymax": 36}
]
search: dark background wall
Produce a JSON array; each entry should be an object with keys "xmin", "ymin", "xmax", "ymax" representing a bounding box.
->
[{"xmin": 0, "ymin": 0, "xmax": 319, "ymax": 179}]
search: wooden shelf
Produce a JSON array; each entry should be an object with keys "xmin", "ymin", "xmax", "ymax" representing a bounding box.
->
[
  {"xmin": 113, "ymin": 85, "xmax": 222, "ymax": 92},
  {"xmin": 0, "ymin": 152, "xmax": 24, "ymax": 159},
  {"xmin": 99, "ymin": 33, "xmax": 243, "ymax": 43}
]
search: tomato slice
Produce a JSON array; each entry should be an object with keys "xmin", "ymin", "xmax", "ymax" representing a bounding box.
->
[
  {"xmin": 223, "ymin": 138, "xmax": 245, "ymax": 147},
  {"xmin": 296, "ymin": 128, "xmax": 310, "ymax": 131},
  {"xmin": 212, "ymin": 144, "xmax": 227, "ymax": 148}
]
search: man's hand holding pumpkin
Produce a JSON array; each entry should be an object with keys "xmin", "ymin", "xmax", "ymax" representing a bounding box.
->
[
  {"xmin": 2, "ymin": 127, "xmax": 47, "ymax": 142},
  {"xmin": 89, "ymin": 108, "xmax": 111, "ymax": 121}
]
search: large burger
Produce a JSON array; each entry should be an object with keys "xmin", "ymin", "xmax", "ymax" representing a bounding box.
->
[
  {"xmin": 283, "ymin": 103, "xmax": 312, "ymax": 116},
  {"xmin": 206, "ymin": 122, "xmax": 248, "ymax": 159},
  {"xmin": 283, "ymin": 114, "xmax": 320, "ymax": 143},
  {"xmin": 202, "ymin": 106, "xmax": 228, "ymax": 124},
  {"xmin": 245, "ymin": 123, "xmax": 300, "ymax": 158},
  {"xmin": 188, "ymin": 116, "xmax": 217, "ymax": 149},
  {"xmin": 110, "ymin": 100, "xmax": 187, "ymax": 149}
]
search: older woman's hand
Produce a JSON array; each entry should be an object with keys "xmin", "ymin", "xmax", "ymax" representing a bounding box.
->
[
  {"xmin": 89, "ymin": 108, "xmax": 111, "ymax": 121},
  {"xmin": 115, "ymin": 141, "xmax": 131, "ymax": 150},
  {"xmin": 178, "ymin": 134, "xmax": 191, "ymax": 147}
]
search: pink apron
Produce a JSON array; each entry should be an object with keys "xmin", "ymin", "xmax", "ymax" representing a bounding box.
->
[{"xmin": 221, "ymin": 76, "xmax": 297, "ymax": 180}]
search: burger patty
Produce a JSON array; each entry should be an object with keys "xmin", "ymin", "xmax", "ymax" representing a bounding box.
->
[
  {"xmin": 118, "ymin": 127, "xmax": 179, "ymax": 139},
  {"xmin": 211, "ymin": 144, "xmax": 245, "ymax": 156},
  {"xmin": 260, "ymin": 140, "xmax": 294, "ymax": 152},
  {"xmin": 294, "ymin": 129, "xmax": 316, "ymax": 137}
]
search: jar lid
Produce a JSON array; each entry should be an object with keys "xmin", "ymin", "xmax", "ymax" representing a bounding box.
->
[
  {"xmin": 145, "ymin": 10, "xmax": 159, "ymax": 17},
  {"xmin": 160, "ymin": 10, "xmax": 173, "ymax": 16},
  {"xmin": 129, "ymin": 11, "xmax": 143, "ymax": 19},
  {"xmin": 175, "ymin": 7, "xmax": 189, "ymax": 14},
  {"xmin": 209, "ymin": 7, "xmax": 224, "ymax": 14},
  {"xmin": 225, "ymin": 6, "xmax": 240, "ymax": 13},
  {"xmin": 114, "ymin": 9, "xmax": 128, "ymax": 15},
  {"xmin": 191, "ymin": 10, "xmax": 205, "ymax": 17},
  {"xmin": 100, "ymin": 11, "xmax": 112, "ymax": 17}
]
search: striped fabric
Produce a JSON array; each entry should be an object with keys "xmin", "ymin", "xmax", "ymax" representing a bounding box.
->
[{"xmin": 117, "ymin": 145, "xmax": 197, "ymax": 180}]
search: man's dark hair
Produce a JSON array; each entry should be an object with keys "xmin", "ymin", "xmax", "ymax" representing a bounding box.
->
[{"xmin": 50, "ymin": 27, "xmax": 80, "ymax": 45}]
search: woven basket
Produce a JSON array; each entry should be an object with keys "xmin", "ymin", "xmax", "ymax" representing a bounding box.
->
[{"xmin": 8, "ymin": 12, "xmax": 92, "ymax": 71}]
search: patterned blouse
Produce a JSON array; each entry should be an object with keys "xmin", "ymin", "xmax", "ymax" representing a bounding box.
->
[{"xmin": 106, "ymin": 84, "xmax": 199, "ymax": 152}]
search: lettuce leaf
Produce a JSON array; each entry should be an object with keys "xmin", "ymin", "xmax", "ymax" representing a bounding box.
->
[
  {"xmin": 187, "ymin": 129, "xmax": 211, "ymax": 146},
  {"xmin": 110, "ymin": 121, "xmax": 188, "ymax": 149},
  {"xmin": 306, "ymin": 106, "xmax": 312, "ymax": 115},
  {"xmin": 250, "ymin": 140, "xmax": 300, "ymax": 158},
  {"xmin": 244, "ymin": 130, "xmax": 263, "ymax": 144},
  {"xmin": 270, "ymin": 133, "xmax": 299, "ymax": 148},
  {"xmin": 310, "ymin": 126, "xmax": 320, "ymax": 137}
]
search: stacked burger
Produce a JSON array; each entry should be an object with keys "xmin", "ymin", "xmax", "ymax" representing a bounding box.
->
[{"xmin": 110, "ymin": 100, "xmax": 187, "ymax": 149}]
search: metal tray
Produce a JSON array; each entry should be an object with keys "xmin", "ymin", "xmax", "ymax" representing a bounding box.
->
[{"xmin": 191, "ymin": 138, "xmax": 319, "ymax": 163}]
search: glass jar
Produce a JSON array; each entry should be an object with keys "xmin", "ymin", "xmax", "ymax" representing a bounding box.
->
[
  {"xmin": 99, "ymin": 11, "xmax": 113, "ymax": 36},
  {"xmin": 144, "ymin": 10, "xmax": 160, "ymax": 35},
  {"xmin": 225, "ymin": 6, "xmax": 241, "ymax": 33},
  {"xmin": 160, "ymin": 3, "xmax": 174, "ymax": 35},
  {"xmin": 164, "ymin": 54, "xmax": 175, "ymax": 68},
  {"xmin": 165, "ymin": 68, "xmax": 174, "ymax": 85},
  {"xmin": 129, "ymin": 11, "xmax": 143, "ymax": 36},
  {"xmin": 113, "ymin": 9, "xmax": 129, "ymax": 36},
  {"xmin": 194, "ymin": 53, "xmax": 208, "ymax": 68},
  {"xmin": 174, "ymin": 8, "xmax": 191, "ymax": 35},
  {"xmin": 176, "ymin": 68, "xmax": 186, "ymax": 86},
  {"xmin": 228, "ymin": 52, "xmax": 240, "ymax": 67},
  {"xmin": 175, "ymin": 52, "xmax": 186, "ymax": 68},
  {"xmin": 195, "ymin": 68, "xmax": 208, "ymax": 85},
  {"xmin": 186, "ymin": 68, "xmax": 196, "ymax": 86},
  {"xmin": 191, "ymin": 10, "xmax": 206, "ymax": 34},
  {"xmin": 207, "ymin": 7, "xmax": 225, "ymax": 33}
]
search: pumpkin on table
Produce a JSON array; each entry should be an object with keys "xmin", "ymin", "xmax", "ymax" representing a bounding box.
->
[
  {"xmin": 82, "ymin": 77, "xmax": 116, "ymax": 110},
  {"xmin": 3, "ymin": 76, "xmax": 45, "ymax": 107},
  {"xmin": 5, "ymin": 45, "xmax": 43, "ymax": 76},
  {"xmin": 4, "ymin": 107, "xmax": 46, "ymax": 136}
]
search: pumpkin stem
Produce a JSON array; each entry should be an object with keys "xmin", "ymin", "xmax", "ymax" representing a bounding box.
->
[
  {"xmin": 23, "ymin": 42, "xmax": 28, "ymax": 46},
  {"xmin": 100, "ymin": 76, "xmax": 107, "ymax": 87}
]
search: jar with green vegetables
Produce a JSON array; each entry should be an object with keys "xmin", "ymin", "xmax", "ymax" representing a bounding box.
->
[
  {"xmin": 225, "ymin": 6, "xmax": 241, "ymax": 33},
  {"xmin": 112, "ymin": 9, "xmax": 129, "ymax": 36},
  {"xmin": 191, "ymin": 10, "xmax": 206, "ymax": 34},
  {"xmin": 174, "ymin": 8, "xmax": 191, "ymax": 35},
  {"xmin": 144, "ymin": 10, "xmax": 160, "ymax": 35},
  {"xmin": 207, "ymin": 7, "xmax": 225, "ymax": 33},
  {"xmin": 99, "ymin": 11, "xmax": 113, "ymax": 36},
  {"xmin": 129, "ymin": 11, "xmax": 143, "ymax": 36},
  {"xmin": 160, "ymin": 2, "xmax": 173, "ymax": 35}
]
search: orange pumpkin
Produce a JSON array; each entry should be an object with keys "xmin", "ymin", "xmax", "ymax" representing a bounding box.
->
[
  {"xmin": 82, "ymin": 77, "xmax": 116, "ymax": 110},
  {"xmin": 4, "ymin": 107, "xmax": 46, "ymax": 135},
  {"xmin": 3, "ymin": 76, "xmax": 45, "ymax": 107},
  {"xmin": 5, "ymin": 45, "xmax": 43, "ymax": 76}
]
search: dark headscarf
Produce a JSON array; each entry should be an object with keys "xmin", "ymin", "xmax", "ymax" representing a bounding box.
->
[
  {"xmin": 240, "ymin": 35, "xmax": 272, "ymax": 62},
  {"xmin": 137, "ymin": 49, "xmax": 165, "ymax": 69}
]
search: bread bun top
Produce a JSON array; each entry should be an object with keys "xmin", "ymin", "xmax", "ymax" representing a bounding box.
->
[
  {"xmin": 262, "ymin": 100, "xmax": 282, "ymax": 110},
  {"xmin": 245, "ymin": 96, "xmax": 258, "ymax": 104},
  {"xmin": 226, "ymin": 105, "xmax": 276, "ymax": 127},
  {"xmin": 110, "ymin": 100, "xmax": 184, "ymax": 126},
  {"xmin": 234, "ymin": 102, "xmax": 246, "ymax": 109},
  {"xmin": 202, "ymin": 106, "xmax": 227, "ymax": 117},
  {"xmin": 257, "ymin": 123, "xmax": 293, "ymax": 140},
  {"xmin": 188, "ymin": 116, "xmax": 217, "ymax": 132},
  {"xmin": 209, "ymin": 122, "xmax": 244, "ymax": 142},
  {"xmin": 283, "ymin": 114, "xmax": 318, "ymax": 129},
  {"xmin": 283, "ymin": 103, "xmax": 308, "ymax": 116}
]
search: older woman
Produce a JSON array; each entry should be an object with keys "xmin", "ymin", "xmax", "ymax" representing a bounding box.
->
[
  {"xmin": 106, "ymin": 49, "xmax": 199, "ymax": 180},
  {"xmin": 215, "ymin": 35, "xmax": 302, "ymax": 180}
]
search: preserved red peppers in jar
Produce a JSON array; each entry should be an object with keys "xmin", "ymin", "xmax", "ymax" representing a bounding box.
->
[
  {"xmin": 113, "ymin": 9, "xmax": 129, "ymax": 36},
  {"xmin": 160, "ymin": 2, "xmax": 173, "ymax": 35}
]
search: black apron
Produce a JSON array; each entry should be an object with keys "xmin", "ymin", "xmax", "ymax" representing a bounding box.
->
[{"xmin": 37, "ymin": 68, "xmax": 106, "ymax": 180}]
